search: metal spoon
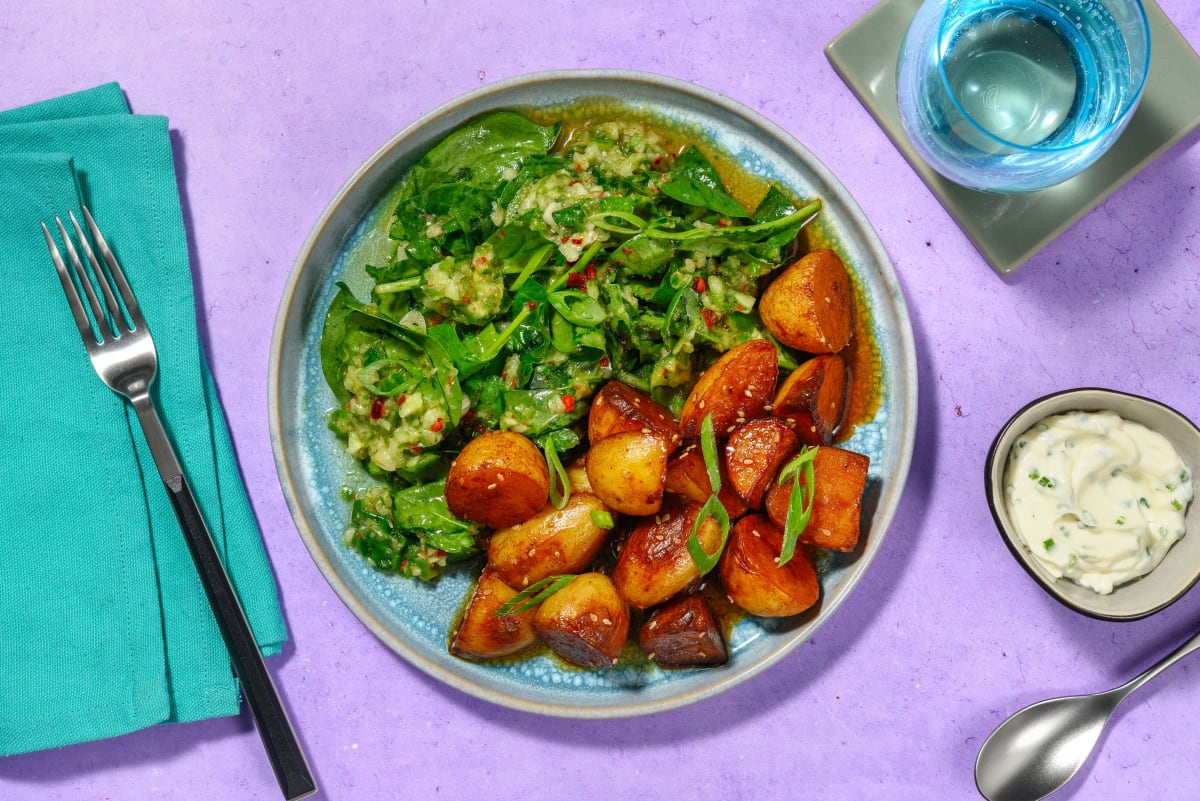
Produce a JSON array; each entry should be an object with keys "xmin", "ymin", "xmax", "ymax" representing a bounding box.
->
[{"xmin": 975, "ymin": 626, "xmax": 1200, "ymax": 801}]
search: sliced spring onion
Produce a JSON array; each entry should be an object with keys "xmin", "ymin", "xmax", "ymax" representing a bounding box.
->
[
  {"xmin": 700, "ymin": 414, "xmax": 721, "ymax": 494},
  {"xmin": 586, "ymin": 210, "xmax": 649, "ymax": 234},
  {"xmin": 493, "ymin": 574, "xmax": 576, "ymax": 616},
  {"xmin": 777, "ymin": 446, "xmax": 818, "ymax": 567},
  {"xmin": 544, "ymin": 439, "xmax": 570, "ymax": 510},
  {"xmin": 686, "ymin": 493, "xmax": 732, "ymax": 576},
  {"xmin": 509, "ymin": 243, "xmax": 555, "ymax": 291},
  {"xmin": 686, "ymin": 414, "xmax": 731, "ymax": 574},
  {"xmin": 373, "ymin": 276, "xmax": 424, "ymax": 294},
  {"xmin": 570, "ymin": 240, "xmax": 604, "ymax": 276},
  {"xmin": 590, "ymin": 509, "xmax": 614, "ymax": 529}
]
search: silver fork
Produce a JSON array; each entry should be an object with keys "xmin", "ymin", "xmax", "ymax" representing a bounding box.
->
[{"xmin": 42, "ymin": 208, "xmax": 315, "ymax": 801}]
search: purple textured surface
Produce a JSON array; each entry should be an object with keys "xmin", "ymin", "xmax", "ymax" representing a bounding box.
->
[{"xmin": 3, "ymin": 1, "xmax": 1199, "ymax": 799}]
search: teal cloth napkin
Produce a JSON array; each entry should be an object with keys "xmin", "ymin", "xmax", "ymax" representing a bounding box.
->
[{"xmin": 0, "ymin": 84, "xmax": 288, "ymax": 756}]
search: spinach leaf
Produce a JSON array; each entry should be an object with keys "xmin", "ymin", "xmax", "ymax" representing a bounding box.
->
[
  {"xmin": 406, "ymin": 111, "xmax": 560, "ymax": 193},
  {"xmin": 345, "ymin": 482, "xmax": 480, "ymax": 579},
  {"xmin": 392, "ymin": 480, "xmax": 480, "ymax": 555},
  {"xmin": 397, "ymin": 182, "xmax": 496, "ymax": 257},
  {"xmin": 397, "ymin": 324, "xmax": 463, "ymax": 427},
  {"xmin": 463, "ymin": 373, "xmax": 508, "ymax": 430},
  {"xmin": 706, "ymin": 198, "xmax": 821, "ymax": 246},
  {"xmin": 612, "ymin": 230, "xmax": 677, "ymax": 276},
  {"xmin": 752, "ymin": 185, "xmax": 798, "ymax": 223},
  {"xmin": 319, "ymin": 284, "xmax": 357, "ymax": 404},
  {"xmin": 503, "ymin": 386, "xmax": 586, "ymax": 436},
  {"xmin": 321, "ymin": 283, "xmax": 464, "ymax": 427},
  {"xmin": 346, "ymin": 498, "xmax": 411, "ymax": 572},
  {"xmin": 659, "ymin": 147, "xmax": 750, "ymax": 219}
]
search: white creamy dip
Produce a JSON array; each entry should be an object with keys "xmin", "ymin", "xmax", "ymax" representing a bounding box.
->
[{"xmin": 1004, "ymin": 410, "xmax": 1193, "ymax": 594}]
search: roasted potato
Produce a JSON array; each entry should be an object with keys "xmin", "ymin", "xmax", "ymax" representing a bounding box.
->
[
  {"xmin": 663, "ymin": 439, "xmax": 749, "ymax": 520},
  {"xmin": 637, "ymin": 592, "xmax": 728, "ymax": 667},
  {"xmin": 718, "ymin": 513, "xmax": 820, "ymax": 617},
  {"xmin": 487, "ymin": 491, "xmax": 612, "ymax": 589},
  {"xmin": 445, "ymin": 431, "xmax": 548, "ymax": 529},
  {"xmin": 588, "ymin": 380, "xmax": 682, "ymax": 454},
  {"xmin": 585, "ymin": 430, "xmax": 669, "ymax": 516},
  {"xmin": 612, "ymin": 496, "xmax": 723, "ymax": 609},
  {"xmin": 533, "ymin": 573, "xmax": 630, "ymax": 669},
  {"xmin": 449, "ymin": 567, "xmax": 537, "ymax": 660},
  {"xmin": 758, "ymin": 249, "xmax": 854, "ymax": 354},
  {"xmin": 773, "ymin": 354, "xmax": 850, "ymax": 446},
  {"xmin": 678, "ymin": 339, "xmax": 779, "ymax": 438},
  {"xmin": 564, "ymin": 456, "xmax": 594, "ymax": 495},
  {"xmin": 765, "ymin": 445, "xmax": 870, "ymax": 553},
  {"xmin": 725, "ymin": 418, "xmax": 799, "ymax": 508}
]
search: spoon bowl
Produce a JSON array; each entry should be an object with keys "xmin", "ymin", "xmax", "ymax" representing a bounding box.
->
[
  {"xmin": 974, "ymin": 626, "xmax": 1200, "ymax": 801},
  {"xmin": 975, "ymin": 692, "xmax": 1119, "ymax": 801}
]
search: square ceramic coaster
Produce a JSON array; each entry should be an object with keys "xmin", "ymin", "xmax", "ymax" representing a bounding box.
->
[{"xmin": 826, "ymin": 0, "xmax": 1200, "ymax": 274}]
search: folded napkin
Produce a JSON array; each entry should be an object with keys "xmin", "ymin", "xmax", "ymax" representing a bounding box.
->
[{"xmin": 0, "ymin": 84, "xmax": 287, "ymax": 756}]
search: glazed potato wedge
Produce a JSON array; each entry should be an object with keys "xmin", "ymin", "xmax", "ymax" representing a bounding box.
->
[
  {"xmin": 533, "ymin": 573, "xmax": 630, "ymax": 669},
  {"xmin": 586, "ymin": 430, "xmax": 669, "ymax": 516},
  {"xmin": 758, "ymin": 249, "xmax": 854, "ymax": 354},
  {"xmin": 637, "ymin": 592, "xmax": 728, "ymax": 668},
  {"xmin": 487, "ymin": 492, "xmax": 612, "ymax": 589},
  {"xmin": 678, "ymin": 339, "xmax": 779, "ymax": 438},
  {"xmin": 612, "ymin": 496, "xmax": 723, "ymax": 609},
  {"xmin": 718, "ymin": 513, "xmax": 819, "ymax": 617},
  {"xmin": 773, "ymin": 354, "xmax": 849, "ymax": 446},
  {"xmin": 663, "ymin": 439, "xmax": 749, "ymax": 520},
  {"xmin": 449, "ymin": 567, "xmax": 537, "ymax": 660},
  {"xmin": 445, "ymin": 430, "xmax": 549, "ymax": 529},
  {"xmin": 588, "ymin": 380, "xmax": 682, "ymax": 454},
  {"xmin": 725, "ymin": 418, "xmax": 799, "ymax": 508},
  {"xmin": 765, "ymin": 445, "xmax": 870, "ymax": 552}
]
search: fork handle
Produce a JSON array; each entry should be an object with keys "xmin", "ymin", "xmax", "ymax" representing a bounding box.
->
[{"xmin": 133, "ymin": 399, "xmax": 316, "ymax": 800}]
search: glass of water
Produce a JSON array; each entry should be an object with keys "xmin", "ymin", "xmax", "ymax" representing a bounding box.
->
[{"xmin": 897, "ymin": 0, "xmax": 1151, "ymax": 193}]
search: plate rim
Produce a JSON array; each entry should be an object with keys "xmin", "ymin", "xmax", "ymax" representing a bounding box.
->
[{"xmin": 267, "ymin": 68, "xmax": 919, "ymax": 718}]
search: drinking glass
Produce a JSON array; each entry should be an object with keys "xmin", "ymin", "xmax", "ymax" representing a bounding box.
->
[{"xmin": 896, "ymin": 0, "xmax": 1151, "ymax": 193}]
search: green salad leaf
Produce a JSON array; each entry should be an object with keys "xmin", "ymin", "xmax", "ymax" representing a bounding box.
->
[{"xmin": 343, "ymin": 483, "xmax": 481, "ymax": 580}]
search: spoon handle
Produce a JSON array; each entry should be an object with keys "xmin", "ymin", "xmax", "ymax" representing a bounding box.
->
[{"xmin": 1116, "ymin": 627, "xmax": 1200, "ymax": 700}]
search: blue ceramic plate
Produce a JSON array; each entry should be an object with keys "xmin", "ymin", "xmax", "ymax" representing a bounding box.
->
[{"xmin": 269, "ymin": 70, "xmax": 918, "ymax": 718}]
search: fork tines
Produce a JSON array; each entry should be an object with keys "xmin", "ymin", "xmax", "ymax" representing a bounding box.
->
[{"xmin": 42, "ymin": 207, "xmax": 145, "ymax": 346}]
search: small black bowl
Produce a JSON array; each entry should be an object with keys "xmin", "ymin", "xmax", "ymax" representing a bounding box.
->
[{"xmin": 985, "ymin": 388, "xmax": 1200, "ymax": 621}]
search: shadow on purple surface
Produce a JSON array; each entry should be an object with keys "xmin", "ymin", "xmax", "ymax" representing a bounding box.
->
[
  {"xmin": 1003, "ymin": 124, "xmax": 1200, "ymax": 287},
  {"xmin": 0, "ymin": 710, "xmax": 248, "ymax": 782}
]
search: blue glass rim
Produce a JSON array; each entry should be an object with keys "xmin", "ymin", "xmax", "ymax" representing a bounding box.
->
[{"xmin": 934, "ymin": 0, "xmax": 1152, "ymax": 154}]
